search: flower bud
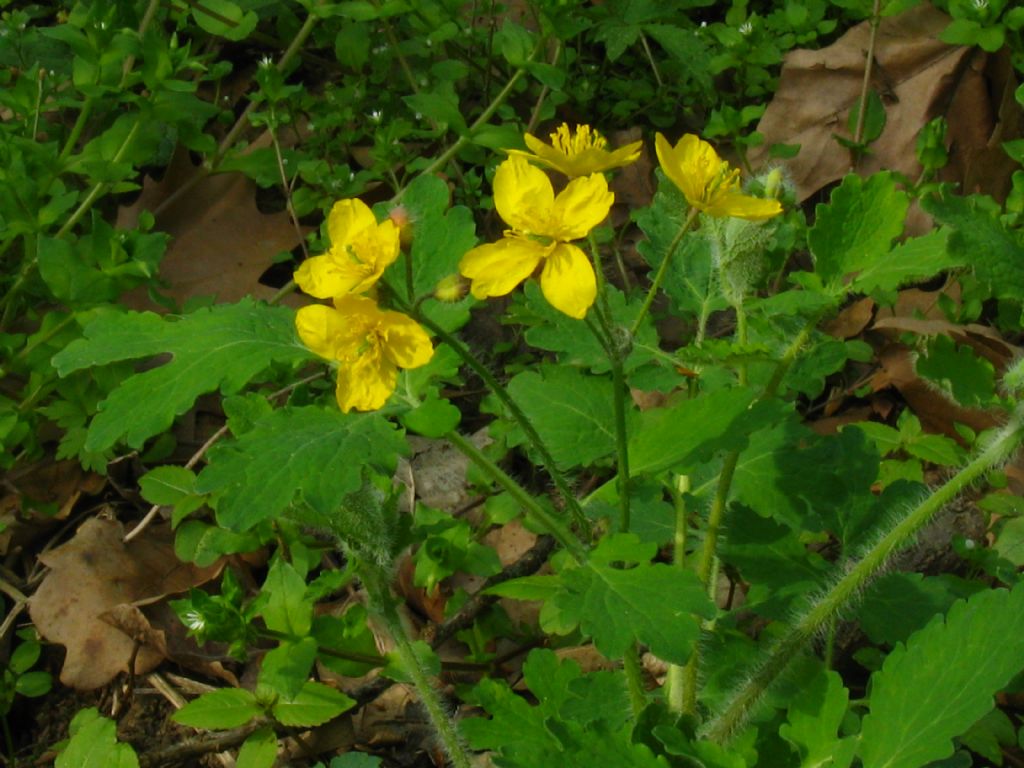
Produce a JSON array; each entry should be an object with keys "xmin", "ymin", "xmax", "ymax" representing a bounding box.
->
[
  {"xmin": 388, "ymin": 205, "xmax": 414, "ymax": 248},
  {"xmin": 434, "ymin": 274, "xmax": 467, "ymax": 302}
]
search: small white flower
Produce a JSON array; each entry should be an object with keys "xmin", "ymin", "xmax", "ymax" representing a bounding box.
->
[
  {"xmin": 368, "ymin": 109, "xmax": 383, "ymax": 123},
  {"xmin": 739, "ymin": 21, "xmax": 753, "ymax": 36},
  {"xmin": 259, "ymin": 55, "xmax": 274, "ymax": 68}
]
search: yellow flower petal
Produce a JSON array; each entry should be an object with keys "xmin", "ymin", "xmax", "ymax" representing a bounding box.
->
[
  {"xmin": 549, "ymin": 173, "xmax": 614, "ymax": 241},
  {"xmin": 295, "ymin": 199, "xmax": 400, "ymax": 299},
  {"xmin": 492, "ymin": 156, "xmax": 554, "ymax": 234},
  {"xmin": 335, "ymin": 349, "xmax": 397, "ymax": 412},
  {"xmin": 295, "ymin": 304, "xmax": 359, "ymax": 361},
  {"xmin": 379, "ymin": 310, "xmax": 434, "ymax": 369},
  {"xmin": 512, "ymin": 124, "xmax": 642, "ymax": 177},
  {"xmin": 704, "ymin": 192, "xmax": 784, "ymax": 222},
  {"xmin": 656, "ymin": 133, "xmax": 783, "ymax": 221},
  {"xmin": 326, "ymin": 198, "xmax": 378, "ymax": 248},
  {"xmin": 459, "ymin": 236, "xmax": 546, "ymax": 299},
  {"xmin": 655, "ymin": 133, "xmax": 708, "ymax": 207},
  {"xmin": 539, "ymin": 243, "xmax": 596, "ymax": 319}
]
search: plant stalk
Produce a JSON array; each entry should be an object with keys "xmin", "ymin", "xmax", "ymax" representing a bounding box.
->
[
  {"xmin": 701, "ymin": 406, "xmax": 1024, "ymax": 743},
  {"xmin": 361, "ymin": 566, "xmax": 474, "ymax": 768},
  {"xmin": 631, "ymin": 207, "xmax": 700, "ymax": 334},
  {"xmin": 407, "ymin": 305, "xmax": 590, "ymax": 539},
  {"xmin": 445, "ymin": 431, "xmax": 588, "ymax": 564}
]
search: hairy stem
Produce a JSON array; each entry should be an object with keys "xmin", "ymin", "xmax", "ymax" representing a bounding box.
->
[
  {"xmin": 701, "ymin": 406, "xmax": 1024, "ymax": 743},
  {"xmin": 361, "ymin": 566, "xmax": 474, "ymax": 768}
]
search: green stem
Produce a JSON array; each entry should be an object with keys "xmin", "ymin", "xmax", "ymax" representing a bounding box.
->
[
  {"xmin": 701, "ymin": 406, "xmax": 1024, "ymax": 743},
  {"xmin": 666, "ymin": 474, "xmax": 690, "ymax": 714},
  {"xmin": 401, "ymin": 44, "xmax": 538, "ymax": 195},
  {"xmin": 56, "ymin": 119, "xmax": 142, "ymax": 239},
  {"xmin": 361, "ymin": 566, "xmax": 473, "ymax": 768},
  {"xmin": 59, "ymin": 98, "xmax": 94, "ymax": 162},
  {"xmin": 851, "ymin": 0, "xmax": 882, "ymax": 160},
  {"xmin": 631, "ymin": 207, "xmax": 700, "ymax": 335},
  {"xmin": 622, "ymin": 643, "xmax": 648, "ymax": 719},
  {"xmin": 446, "ymin": 431, "xmax": 587, "ymax": 564},
  {"xmin": 406, "ymin": 303, "xmax": 590, "ymax": 538}
]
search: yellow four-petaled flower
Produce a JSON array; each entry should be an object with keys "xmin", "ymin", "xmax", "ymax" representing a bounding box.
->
[
  {"xmin": 294, "ymin": 198, "xmax": 400, "ymax": 299},
  {"xmin": 295, "ymin": 295, "xmax": 433, "ymax": 413},
  {"xmin": 655, "ymin": 133, "xmax": 783, "ymax": 221},
  {"xmin": 459, "ymin": 155, "xmax": 614, "ymax": 319},
  {"xmin": 511, "ymin": 123, "xmax": 643, "ymax": 178}
]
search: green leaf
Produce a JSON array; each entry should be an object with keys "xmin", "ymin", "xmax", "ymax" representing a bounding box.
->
[
  {"xmin": 174, "ymin": 520, "xmax": 263, "ymax": 567},
  {"xmin": 859, "ymin": 583, "xmax": 1024, "ymax": 768},
  {"xmin": 849, "ymin": 229, "xmax": 961, "ymax": 295},
  {"xmin": 261, "ymin": 558, "xmax": 313, "ymax": 636},
  {"xmin": 507, "ymin": 365, "xmax": 624, "ymax": 470},
  {"xmin": 779, "ymin": 669, "xmax": 856, "ymax": 768},
  {"xmin": 173, "ymin": 688, "xmax": 262, "ymax": 730},
  {"xmin": 271, "ymin": 681, "xmax": 355, "ymax": 727},
  {"xmin": 923, "ymin": 191, "xmax": 1024, "ymax": 301},
  {"xmin": 856, "ymin": 573, "xmax": 977, "ymax": 646},
  {"xmin": 399, "ymin": 395, "xmax": 460, "ymax": 438},
  {"xmin": 259, "ymin": 638, "xmax": 318, "ymax": 700},
  {"xmin": 809, "ymin": 172, "xmax": 908, "ymax": 288},
  {"xmin": 191, "ymin": 0, "xmax": 258, "ymax": 41},
  {"xmin": 551, "ymin": 536, "xmax": 715, "ymax": 663},
  {"xmin": 139, "ymin": 466, "xmax": 198, "ymax": 505},
  {"xmin": 57, "ymin": 708, "xmax": 139, "ymax": 768},
  {"xmin": 629, "ymin": 389, "xmax": 784, "ymax": 476},
  {"xmin": 236, "ymin": 727, "xmax": 278, "ymax": 768},
  {"xmin": 52, "ymin": 300, "xmax": 310, "ymax": 452},
  {"xmin": 915, "ymin": 334, "xmax": 996, "ymax": 407},
  {"xmin": 197, "ymin": 406, "xmax": 404, "ymax": 530},
  {"xmin": 38, "ymin": 236, "xmax": 118, "ymax": 305},
  {"xmin": 384, "ymin": 174, "xmax": 477, "ymax": 330},
  {"xmin": 518, "ymin": 283, "xmax": 659, "ymax": 374}
]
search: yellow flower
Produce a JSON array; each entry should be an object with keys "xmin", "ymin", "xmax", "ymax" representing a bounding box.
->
[
  {"xmin": 459, "ymin": 155, "xmax": 613, "ymax": 319},
  {"xmin": 510, "ymin": 123, "xmax": 643, "ymax": 178},
  {"xmin": 294, "ymin": 199, "xmax": 400, "ymax": 299},
  {"xmin": 655, "ymin": 133, "xmax": 783, "ymax": 221},
  {"xmin": 295, "ymin": 295, "xmax": 433, "ymax": 412}
]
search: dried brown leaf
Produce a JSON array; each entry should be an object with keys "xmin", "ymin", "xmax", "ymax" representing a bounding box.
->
[
  {"xmin": 28, "ymin": 517, "xmax": 222, "ymax": 689},
  {"xmin": 751, "ymin": 3, "xmax": 1002, "ymax": 202}
]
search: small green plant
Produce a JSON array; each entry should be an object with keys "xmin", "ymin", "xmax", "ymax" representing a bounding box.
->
[{"xmin": 7, "ymin": 0, "xmax": 1024, "ymax": 766}]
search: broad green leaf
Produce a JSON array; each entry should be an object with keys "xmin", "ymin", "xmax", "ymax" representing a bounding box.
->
[
  {"xmin": 191, "ymin": 0, "xmax": 258, "ymax": 40},
  {"xmin": 726, "ymin": 417, "xmax": 879, "ymax": 532},
  {"xmin": 271, "ymin": 681, "xmax": 355, "ymax": 727},
  {"xmin": 174, "ymin": 520, "xmax": 263, "ymax": 567},
  {"xmin": 915, "ymin": 333, "xmax": 997, "ymax": 407},
  {"xmin": 52, "ymin": 300, "xmax": 310, "ymax": 452},
  {"xmin": 236, "ymin": 727, "xmax": 278, "ymax": 768},
  {"xmin": 259, "ymin": 638, "xmax": 318, "ymax": 700},
  {"xmin": 849, "ymin": 229, "xmax": 959, "ymax": 295},
  {"xmin": 139, "ymin": 466, "xmax": 198, "ymax": 505},
  {"xmin": 173, "ymin": 688, "xmax": 262, "ymax": 729},
  {"xmin": 779, "ymin": 669, "xmax": 856, "ymax": 768},
  {"xmin": 629, "ymin": 388, "xmax": 785, "ymax": 476},
  {"xmin": 507, "ymin": 365, "xmax": 624, "ymax": 470},
  {"xmin": 923, "ymin": 191, "xmax": 1024, "ymax": 301},
  {"xmin": 57, "ymin": 708, "xmax": 139, "ymax": 768},
  {"xmin": 384, "ymin": 174, "xmax": 477, "ymax": 330},
  {"xmin": 721, "ymin": 505, "xmax": 830, "ymax": 619},
  {"xmin": 552, "ymin": 536, "xmax": 715, "ymax": 663},
  {"xmin": 197, "ymin": 406, "xmax": 403, "ymax": 530},
  {"xmin": 261, "ymin": 558, "xmax": 313, "ymax": 636},
  {"xmin": 856, "ymin": 573, "xmax": 979, "ymax": 646},
  {"xmin": 809, "ymin": 172, "xmax": 908, "ymax": 288},
  {"xmin": 859, "ymin": 583, "xmax": 1024, "ymax": 768},
  {"xmin": 518, "ymin": 282, "xmax": 659, "ymax": 374}
]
